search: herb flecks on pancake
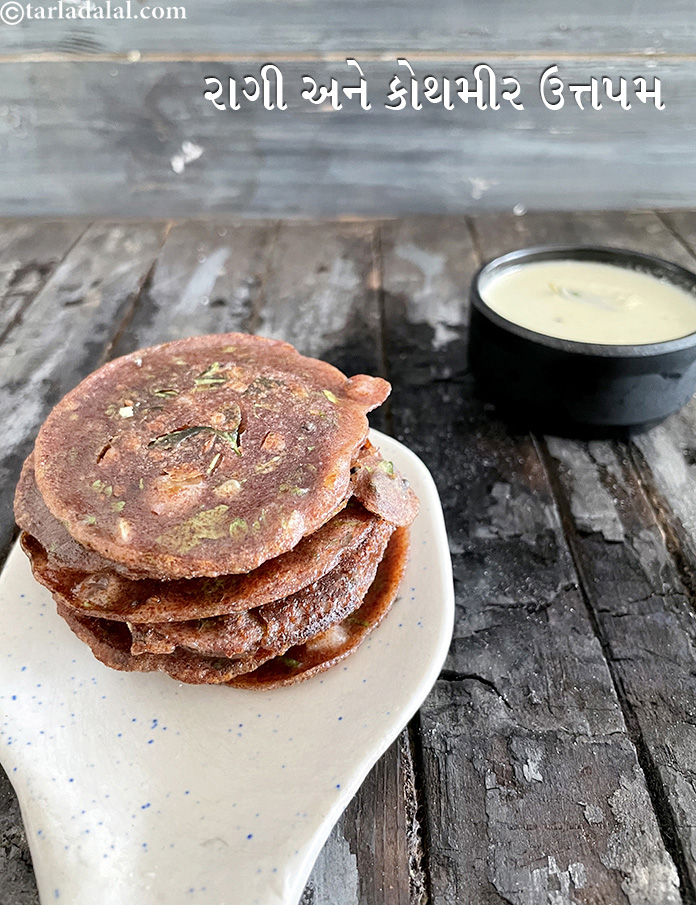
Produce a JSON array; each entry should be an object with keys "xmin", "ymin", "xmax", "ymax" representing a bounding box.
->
[{"xmin": 33, "ymin": 334, "xmax": 389, "ymax": 579}]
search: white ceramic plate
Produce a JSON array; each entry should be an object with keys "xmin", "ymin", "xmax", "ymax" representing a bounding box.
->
[{"xmin": 0, "ymin": 431, "xmax": 454, "ymax": 905}]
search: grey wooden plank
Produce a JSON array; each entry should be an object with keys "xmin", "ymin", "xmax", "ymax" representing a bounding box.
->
[
  {"xmin": 636, "ymin": 216, "xmax": 696, "ymax": 567},
  {"xmin": 0, "ymin": 220, "xmax": 87, "ymax": 282},
  {"xmin": 0, "ymin": 61, "xmax": 688, "ymax": 218},
  {"xmin": 0, "ymin": 220, "xmax": 88, "ymax": 338},
  {"xmin": 544, "ymin": 436, "xmax": 696, "ymax": 901},
  {"xmin": 2, "ymin": 0, "xmax": 695, "ymax": 56},
  {"xmin": 423, "ymin": 680, "xmax": 680, "ymax": 905},
  {"xmin": 303, "ymin": 731, "xmax": 424, "ymax": 905},
  {"xmin": 380, "ymin": 216, "xmax": 681, "ymax": 904},
  {"xmin": 0, "ymin": 220, "xmax": 168, "ymax": 562},
  {"xmin": 110, "ymin": 218, "xmax": 276, "ymax": 354},
  {"xmin": 661, "ymin": 211, "xmax": 696, "ymax": 251},
  {"xmin": 471, "ymin": 209, "xmax": 696, "ymax": 265}
]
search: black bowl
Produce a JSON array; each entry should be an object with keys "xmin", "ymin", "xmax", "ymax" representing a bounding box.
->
[{"xmin": 468, "ymin": 245, "xmax": 696, "ymax": 436}]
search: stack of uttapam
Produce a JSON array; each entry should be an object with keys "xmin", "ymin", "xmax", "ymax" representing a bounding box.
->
[{"xmin": 14, "ymin": 334, "xmax": 418, "ymax": 688}]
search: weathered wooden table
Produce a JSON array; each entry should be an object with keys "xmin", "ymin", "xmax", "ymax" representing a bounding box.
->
[{"xmin": 3, "ymin": 211, "xmax": 696, "ymax": 905}]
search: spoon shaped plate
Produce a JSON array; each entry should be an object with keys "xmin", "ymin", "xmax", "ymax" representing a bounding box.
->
[{"xmin": 0, "ymin": 430, "xmax": 454, "ymax": 905}]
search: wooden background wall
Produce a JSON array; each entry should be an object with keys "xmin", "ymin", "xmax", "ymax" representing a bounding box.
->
[{"xmin": 0, "ymin": 2, "xmax": 695, "ymax": 216}]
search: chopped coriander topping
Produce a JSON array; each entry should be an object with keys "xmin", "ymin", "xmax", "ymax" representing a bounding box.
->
[
  {"xmin": 157, "ymin": 505, "xmax": 230, "ymax": 554},
  {"xmin": 279, "ymin": 483, "xmax": 309, "ymax": 496},
  {"xmin": 281, "ymin": 657, "xmax": 302, "ymax": 669},
  {"xmin": 255, "ymin": 456, "xmax": 282, "ymax": 474},
  {"xmin": 148, "ymin": 425, "xmax": 241, "ymax": 455},
  {"xmin": 111, "ymin": 500, "xmax": 126, "ymax": 512},
  {"xmin": 194, "ymin": 362, "xmax": 226, "ymax": 387},
  {"xmin": 229, "ymin": 517, "xmax": 248, "ymax": 540}
]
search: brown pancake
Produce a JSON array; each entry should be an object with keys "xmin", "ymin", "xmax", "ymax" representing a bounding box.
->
[
  {"xmin": 16, "ymin": 437, "xmax": 414, "ymax": 586},
  {"xmin": 21, "ymin": 502, "xmax": 381, "ymax": 623},
  {"xmin": 56, "ymin": 603, "xmax": 280, "ymax": 683},
  {"xmin": 33, "ymin": 333, "xmax": 390, "ymax": 579},
  {"xmin": 229, "ymin": 527, "xmax": 409, "ymax": 688},
  {"xmin": 350, "ymin": 442, "xmax": 419, "ymax": 527},
  {"xmin": 15, "ymin": 455, "xmax": 146, "ymax": 580},
  {"xmin": 54, "ymin": 529, "xmax": 409, "ymax": 687},
  {"xmin": 128, "ymin": 518, "xmax": 394, "ymax": 657}
]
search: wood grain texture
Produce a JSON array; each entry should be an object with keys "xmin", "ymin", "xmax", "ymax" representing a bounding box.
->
[
  {"xmin": 0, "ymin": 220, "xmax": 87, "ymax": 339},
  {"xmin": 0, "ymin": 220, "xmax": 168, "ymax": 562},
  {"xmin": 3, "ymin": 0, "xmax": 696, "ymax": 57},
  {"xmin": 109, "ymin": 218, "xmax": 275, "ymax": 354},
  {"xmin": 422, "ymin": 680, "xmax": 679, "ymax": 905},
  {"xmin": 303, "ymin": 731, "xmax": 425, "ymax": 905},
  {"xmin": 257, "ymin": 221, "xmax": 385, "ymax": 405},
  {"xmin": 628, "ymin": 212, "xmax": 696, "ymax": 580},
  {"xmin": 380, "ymin": 216, "xmax": 680, "ymax": 903},
  {"xmin": 544, "ymin": 437, "xmax": 696, "ymax": 901},
  {"xmin": 0, "ymin": 60, "xmax": 686, "ymax": 218}
]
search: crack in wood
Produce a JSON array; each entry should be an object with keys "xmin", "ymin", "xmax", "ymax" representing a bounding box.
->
[
  {"xmin": 98, "ymin": 222, "xmax": 174, "ymax": 368},
  {"xmin": 655, "ymin": 213, "xmax": 696, "ymax": 266},
  {"xmin": 403, "ymin": 722, "xmax": 429, "ymax": 905},
  {"xmin": 627, "ymin": 442, "xmax": 696, "ymax": 606},
  {"xmin": 247, "ymin": 221, "xmax": 281, "ymax": 337},
  {"xmin": 537, "ymin": 435, "xmax": 696, "ymax": 905},
  {"xmin": 439, "ymin": 670, "xmax": 511, "ymax": 708},
  {"xmin": 0, "ymin": 224, "xmax": 90, "ymax": 348}
]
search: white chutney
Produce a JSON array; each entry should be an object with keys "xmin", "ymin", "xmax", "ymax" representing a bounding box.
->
[{"xmin": 480, "ymin": 259, "xmax": 696, "ymax": 345}]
